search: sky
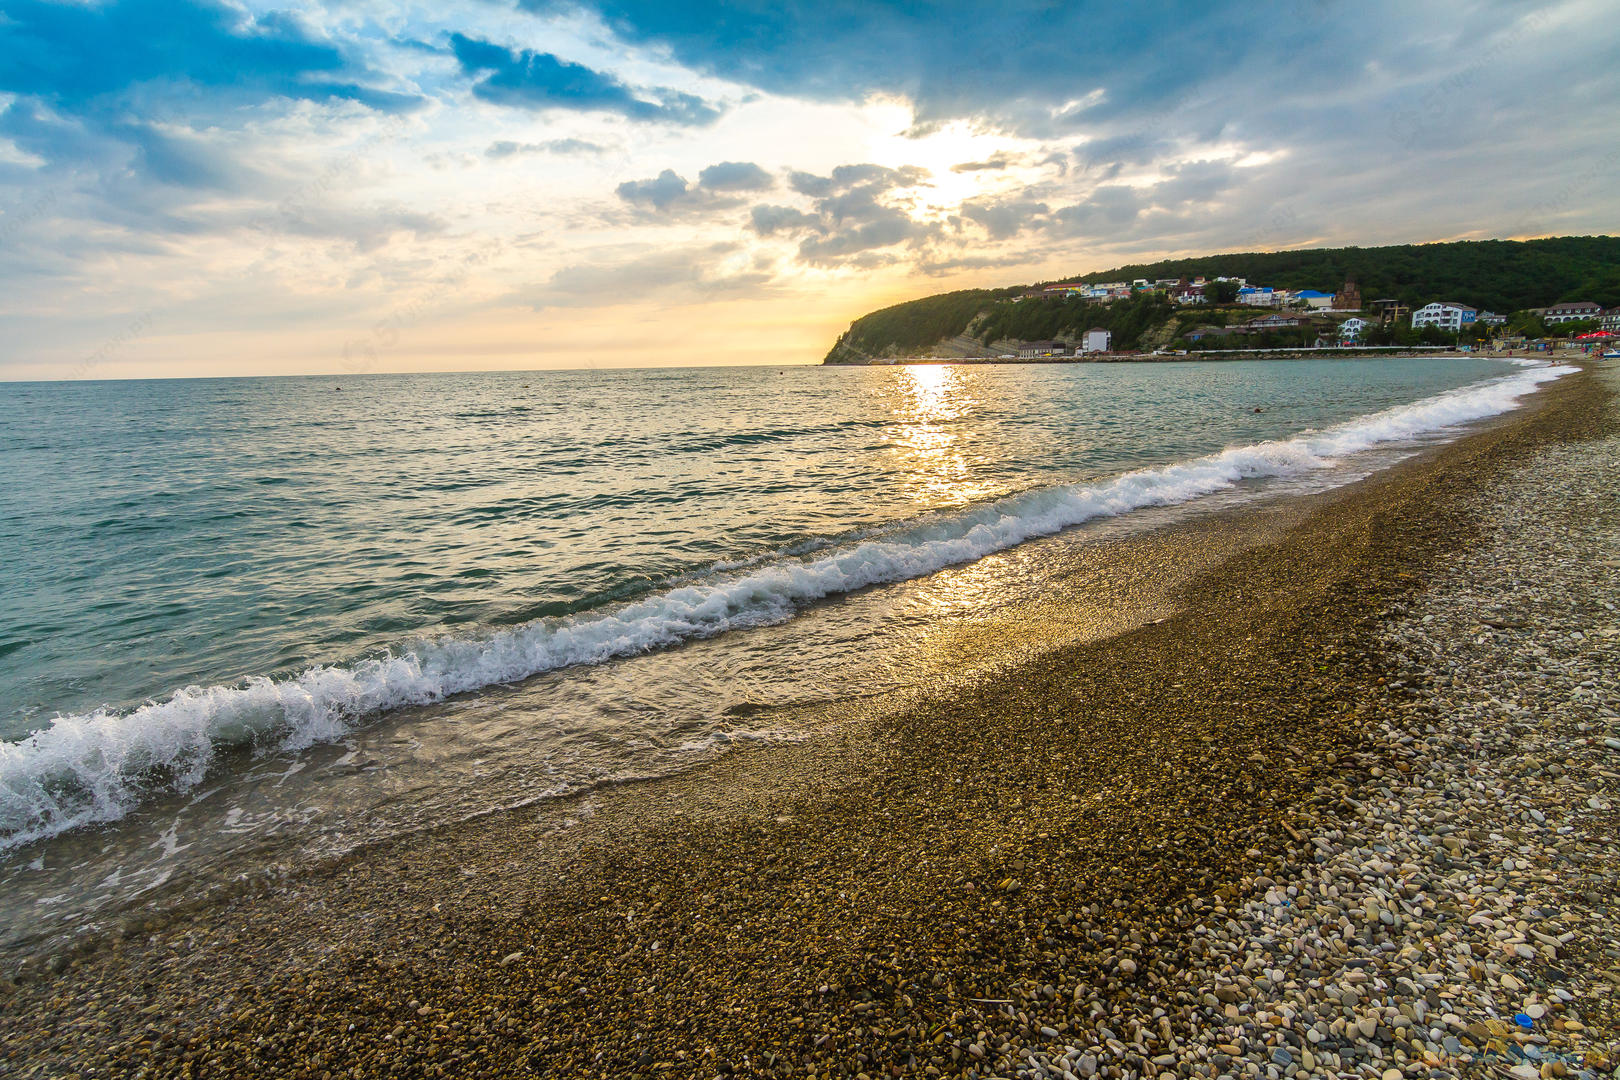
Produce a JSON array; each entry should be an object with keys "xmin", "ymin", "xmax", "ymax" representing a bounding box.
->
[{"xmin": 0, "ymin": 0, "xmax": 1615, "ymax": 380}]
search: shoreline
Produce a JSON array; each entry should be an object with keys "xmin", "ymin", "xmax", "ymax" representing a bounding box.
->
[
  {"xmin": 2, "ymin": 364, "xmax": 1614, "ymax": 1079},
  {"xmin": 825, "ymin": 351, "xmax": 1566, "ymax": 367}
]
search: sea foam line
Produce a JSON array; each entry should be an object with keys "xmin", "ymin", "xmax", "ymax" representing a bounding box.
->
[{"xmin": 0, "ymin": 360, "xmax": 1575, "ymax": 848}]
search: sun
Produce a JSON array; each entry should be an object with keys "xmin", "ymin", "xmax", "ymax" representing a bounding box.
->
[{"xmin": 860, "ymin": 105, "xmax": 1048, "ymax": 221}]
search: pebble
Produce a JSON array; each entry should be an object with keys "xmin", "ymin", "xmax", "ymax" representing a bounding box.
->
[{"xmin": 6, "ymin": 368, "xmax": 1617, "ymax": 1080}]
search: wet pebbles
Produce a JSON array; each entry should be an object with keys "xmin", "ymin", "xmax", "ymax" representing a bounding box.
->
[{"xmin": 1, "ymin": 367, "xmax": 1615, "ymax": 1079}]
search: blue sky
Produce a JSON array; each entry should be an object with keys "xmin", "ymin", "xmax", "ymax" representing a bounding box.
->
[{"xmin": 0, "ymin": 0, "xmax": 1615, "ymax": 378}]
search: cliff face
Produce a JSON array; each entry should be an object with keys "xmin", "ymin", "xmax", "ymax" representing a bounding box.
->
[{"xmin": 824, "ymin": 331, "xmax": 999, "ymax": 365}]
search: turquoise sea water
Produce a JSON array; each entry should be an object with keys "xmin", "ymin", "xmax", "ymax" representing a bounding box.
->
[{"xmin": 0, "ymin": 356, "xmax": 1573, "ymax": 939}]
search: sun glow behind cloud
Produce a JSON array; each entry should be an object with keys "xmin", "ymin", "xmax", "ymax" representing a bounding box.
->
[{"xmin": 0, "ymin": 0, "xmax": 1614, "ymax": 379}]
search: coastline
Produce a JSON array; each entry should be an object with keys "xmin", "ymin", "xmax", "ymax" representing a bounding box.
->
[
  {"xmin": 825, "ymin": 350, "xmax": 1552, "ymax": 367},
  {"xmin": 2, "ymin": 363, "xmax": 1614, "ymax": 1079}
]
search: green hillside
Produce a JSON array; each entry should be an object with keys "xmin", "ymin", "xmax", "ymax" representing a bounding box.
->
[{"xmin": 825, "ymin": 236, "xmax": 1620, "ymax": 362}]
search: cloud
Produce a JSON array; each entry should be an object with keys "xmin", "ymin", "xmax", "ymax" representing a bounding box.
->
[
  {"xmin": 449, "ymin": 33, "xmax": 720, "ymax": 126},
  {"xmin": 787, "ymin": 170, "xmax": 834, "ymax": 197},
  {"xmin": 796, "ymin": 211, "xmax": 938, "ymax": 266},
  {"xmin": 1074, "ymin": 134, "xmax": 1173, "ymax": 174},
  {"xmin": 0, "ymin": 0, "xmax": 420, "ymax": 115},
  {"xmin": 513, "ymin": 0, "xmax": 1218, "ymax": 131},
  {"xmin": 1150, "ymin": 159, "xmax": 1237, "ymax": 206},
  {"xmin": 1049, "ymin": 185, "xmax": 1145, "ymax": 236},
  {"xmin": 750, "ymin": 204, "xmax": 822, "ymax": 235},
  {"xmin": 486, "ymin": 138, "xmax": 609, "ymax": 157},
  {"xmin": 616, "ymin": 169, "xmax": 697, "ymax": 212},
  {"xmin": 696, "ymin": 161, "xmax": 774, "ymax": 192},
  {"xmin": 0, "ymin": 0, "xmax": 419, "ymax": 199},
  {"xmin": 8, "ymin": 0, "xmax": 1620, "ymax": 379},
  {"xmin": 951, "ymin": 153, "xmax": 1018, "ymax": 173},
  {"xmin": 940, "ymin": 160, "xmax": 1238, "ymax": 249},
  {"xmin": 956, "ymin": 197, "xmax": 1051, "ymax": 241},
  {"xmin": 745, "ymin": 161, "xmax": 938, "ymax": 266},
  {"xmin": 614, "ymin": 161, "xmax": 775, "ymax": 217},
  {"xmin": 120, "ymin": 125, "xmax": 247, "ymax": 191}
]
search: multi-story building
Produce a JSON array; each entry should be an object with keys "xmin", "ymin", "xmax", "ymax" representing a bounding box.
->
[
  {"xmin": 1238, "ymin": 314, "xmax": 1304, "ymax": 332},
  {"xmin": 1411, "ymin": 302, "xmax": 1478, "ymax": 332},
  {"xmin": 1080, "ymin": 328, "xmax": 1112, "ymax": 354},
  {"xmin": 1016, "ymin": 340, "xmax": 1071, "ymax": 359},
  {"xmin": 1544, "ymin": 301, "xmax": 1602, "ymax": 324},
  {"xmin": 1600, "ymin": 308, "xmax": 1620, "ymax": 332},
  {"xmin": 1338, "ymin": 317, "xmax": 1370, "ymax": 341}
]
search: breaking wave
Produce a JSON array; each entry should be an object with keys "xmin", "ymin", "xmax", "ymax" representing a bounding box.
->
[{"xmin": 0, "ymin": 359, "xmax": 1574, "ymax": 848}]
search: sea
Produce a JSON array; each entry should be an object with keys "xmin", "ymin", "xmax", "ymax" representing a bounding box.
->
[{"xmin": 0, "ymin": 356, "xmax": 1573, "ymax": 951}]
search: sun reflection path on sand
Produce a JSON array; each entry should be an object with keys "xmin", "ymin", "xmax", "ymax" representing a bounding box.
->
[{"xmin": 886, "ymin": 364, "xmax": 1004, "ymax": 509}]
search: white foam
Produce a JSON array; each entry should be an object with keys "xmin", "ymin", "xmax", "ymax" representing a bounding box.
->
[{"xmin": 0, "ymin": 360, "xmax": 1574, "ymax": 848}]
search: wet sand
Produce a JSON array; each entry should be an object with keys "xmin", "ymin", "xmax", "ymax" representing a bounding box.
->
[{"xmin": 1, "ymin": 365, "xmax": 1611, "ymax": 1079}]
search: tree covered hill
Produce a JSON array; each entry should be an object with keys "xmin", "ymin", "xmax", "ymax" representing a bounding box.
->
[{"xmin": 824, "ymin": 236, "xmax": 1620, "ymax": 362}]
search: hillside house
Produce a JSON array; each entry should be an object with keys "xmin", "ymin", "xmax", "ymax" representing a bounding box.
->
[
  {"xmin": 1338, "ymin": 317, "xmax": 1370, "ymax": 342},
  {"xmin": 1081, "ymin": 328, "xmax": 1112, "ymax": 354},
  {"xmin": 1601, "ymin": 308, "xmax": 1620, "ymax": 332},
  {"xmin": 1412, "ymin": 303, "xmax": 1478, "ymax": 331},
  {"xmin": 1544, "ymin": 301, "xmax": 1601, "ymax": 324},
  {"xmin": 1017, "ymin": 341, "xmax": 1071, "ymax": 359},
  {"xmin": 1239, "ymin": 314, "xmax": 1303, "ymax": 332},
  {"xmin": 1295, "ymin": 290, "xmax": 1335, "ymax": 310}
]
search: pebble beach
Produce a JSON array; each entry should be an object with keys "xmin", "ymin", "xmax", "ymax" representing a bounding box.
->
[{"xmin": 2, "ymin": 362, "xmax": 1615, "ymax": 1080}]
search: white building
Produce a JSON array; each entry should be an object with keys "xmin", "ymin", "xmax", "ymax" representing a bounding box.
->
[
  {"xmin": 1016, "ymin": 340, "xmax": 1070, "ymax": 359},
  {"xmin": 1544, "ymin": 301, "xmax": 1601, "ymax": 324},
  {"xmin": 1295, "ymin": 290, "xmax": 1335, "ymax": 310},
  {"xmin": 1411, "ymin": 302, "xmax": 1478, "ymax": 332},
  {"xmin": 1081, "ymin": 327, "xmax": 1112, "ymax": 354},
  {"xmin": 1338, "ymin": 317, "xmax": 1370, "ymax": 341},
  {"xmin": 1601, "ymin": 308, "xmax": 1620, "ymax": 332}
]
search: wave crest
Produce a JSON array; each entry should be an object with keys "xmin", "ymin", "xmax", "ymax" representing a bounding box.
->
[{"xmin": 0, "ymin": 360, "xmax": 1573, "ymax": 848}]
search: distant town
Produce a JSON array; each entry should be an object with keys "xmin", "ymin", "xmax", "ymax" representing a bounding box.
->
[
  {"xmin": 991, "ymin": 278, "xmax": 1617, "ymax": 360},
  {"xmin": 824, "ymin": 238, "xmax": 1620, "ymax": 366}
]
